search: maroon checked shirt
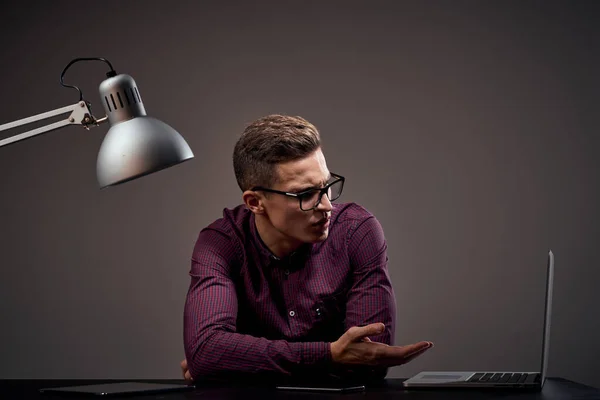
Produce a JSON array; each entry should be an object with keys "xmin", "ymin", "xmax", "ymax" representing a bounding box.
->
[{"xmin": 183, "ymin": 202, "xmax": 396, "ymax": 382}]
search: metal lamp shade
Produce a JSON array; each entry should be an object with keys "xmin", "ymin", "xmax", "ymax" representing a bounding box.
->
[
  {"xmin": 96, "ymin": 116, "xmax": 194, "ymax": 188},
  {"xmin": 96, "ymin": 73, "xmax": 193, "ymax": 188}
]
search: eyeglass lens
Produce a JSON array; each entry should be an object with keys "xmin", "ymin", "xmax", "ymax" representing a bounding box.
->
[{"xmin": 300, "ymin": 179, "xmax": 343, "ymax": 210}]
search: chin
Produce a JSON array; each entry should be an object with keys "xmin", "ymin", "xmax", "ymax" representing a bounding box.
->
[{"xmin": 309, "ymin": 229, "xmax": 329, "ymax": 242}]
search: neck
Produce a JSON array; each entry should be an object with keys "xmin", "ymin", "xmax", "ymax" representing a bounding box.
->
[{"xmin": 254, "ymin": 213, "xmax": 303, "ymax": 259}]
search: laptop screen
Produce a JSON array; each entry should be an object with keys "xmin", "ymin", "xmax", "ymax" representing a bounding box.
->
[{"xmin": 540, "ymin": 250, "xmax": 555, "ymax": 384}]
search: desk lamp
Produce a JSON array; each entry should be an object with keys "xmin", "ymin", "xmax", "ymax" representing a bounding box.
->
[
  {"xmin": 0, "ymin": 57, "xmax": 194, "ymax": 187},
  {"xmin": 0, "ymin": 57, "xmax": 195, "ymax": 394}
]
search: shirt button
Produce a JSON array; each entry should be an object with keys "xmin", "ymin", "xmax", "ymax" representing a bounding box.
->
[
  {"xmin": 289, "ymin": 310, "xmax": 295, "ymax": 317},
  {"xmin": 284, "ymin": 269, "xmax": 290, "ymax": 276}
]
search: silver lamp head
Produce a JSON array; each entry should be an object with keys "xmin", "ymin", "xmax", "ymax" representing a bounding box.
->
[{"xmin": 96, "ymin": 74, "xmax": 193, "ymax": 188}]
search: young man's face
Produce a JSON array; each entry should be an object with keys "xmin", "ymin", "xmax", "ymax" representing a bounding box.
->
[{"xmin": 263, "ymin": 148, "xmax": 333, "ymax": 244}]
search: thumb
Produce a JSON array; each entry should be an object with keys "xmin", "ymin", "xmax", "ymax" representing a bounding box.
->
[{"xmin": 347, "ymin": 323, "xmax": 385, "ymax": 342}]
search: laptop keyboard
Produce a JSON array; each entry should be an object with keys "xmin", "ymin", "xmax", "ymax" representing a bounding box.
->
[{"xmin": 467, "ymin": 372, "xmax": 540, "ymax": 384}]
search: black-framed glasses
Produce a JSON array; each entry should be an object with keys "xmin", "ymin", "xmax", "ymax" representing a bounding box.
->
[{"xmin": 251, "ymin": 173, "xmax": 345, "ymax": 211}]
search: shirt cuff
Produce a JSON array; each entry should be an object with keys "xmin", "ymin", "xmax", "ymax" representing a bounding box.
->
[{"xmin": 298, "ymin": 342, "xmax": 331, "ymax": 366}]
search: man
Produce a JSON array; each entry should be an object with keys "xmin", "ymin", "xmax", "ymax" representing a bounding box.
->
[{"xmin": 181, "ymin": 115, "xmax": 432, "ymax": 383}]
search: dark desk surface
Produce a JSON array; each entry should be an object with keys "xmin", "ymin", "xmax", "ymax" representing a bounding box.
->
[{"xmin": 1, "ymin": 378, "xmax": 599, "ymax": 400}]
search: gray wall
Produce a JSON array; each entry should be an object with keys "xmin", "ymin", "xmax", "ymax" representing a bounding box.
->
[{"xmin": 1, "ymin": 0, "xmax": 598, "ymax": 388}]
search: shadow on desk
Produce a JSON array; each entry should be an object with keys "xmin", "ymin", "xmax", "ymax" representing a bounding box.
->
[{"xmin": 1, "ymin": 377, "xmax": 599, "ymax": 400}]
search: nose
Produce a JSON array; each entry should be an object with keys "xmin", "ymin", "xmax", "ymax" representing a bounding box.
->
[{"xmin": 316, "ymin": 192, "xmax": 333, "ymax": 212}]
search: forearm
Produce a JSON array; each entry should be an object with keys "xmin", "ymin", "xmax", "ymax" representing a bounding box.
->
[{"xmin": 185, "ymin": 328, "xmax": 331, "ymax": 380}]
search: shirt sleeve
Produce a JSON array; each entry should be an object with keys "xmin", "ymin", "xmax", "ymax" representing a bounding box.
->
[
  {"xmin": 341, "ymin": 214, "xmax": 397, "ymax": 381},
  {"xmin": 183, "ymin": 227, "xmax": 331, "ymax": 381}
]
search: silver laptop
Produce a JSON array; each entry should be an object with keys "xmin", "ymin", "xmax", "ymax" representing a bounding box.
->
[{"xmin": 403, "ymin": 250, "xmax": 554, "ymax": 390}]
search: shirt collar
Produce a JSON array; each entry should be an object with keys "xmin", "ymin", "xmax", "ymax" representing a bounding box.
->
[{"xmin": 250, "ymin": 212, "xmax": 312, "ymax": 268}]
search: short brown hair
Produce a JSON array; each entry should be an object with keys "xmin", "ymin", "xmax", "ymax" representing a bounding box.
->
[{"xmin": 233, "ymin": 114, "xmax": 321, "ymax": 191}]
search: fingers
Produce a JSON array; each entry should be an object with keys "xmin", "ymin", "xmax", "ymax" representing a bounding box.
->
[
  {"xmin": 180, "ymin": 359, "xmax": 187, "ymax": 377},
  {"xmin": 378, "ymin": 341, "xmax": 433, "ymax": 365},
  {"xmin": 181, "ymin": 359, "xmax": 191, "ymax": 382},
  {"xmin": 346, "ymin": 323, "xmax": 385, "ymax": 343},
  {"xmin": 402, "ymin": 341, "xmax": 433, "ymax": 356},
  {"xmin": 410, "ymin": 341, "xmax": 433, "ymax": 351},
  {"xmin": 402, "ymin": 346, "xmax": 431, "ymax": 364},
  {"xmin": 396, "ymin": 341, "xmax": 434, "ymax": 365}
]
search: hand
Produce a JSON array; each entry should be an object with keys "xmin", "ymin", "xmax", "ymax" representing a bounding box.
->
[
  {"xmin": 330, "ymin": 323, "xmax": 433, "ymax": 367},
  {"xmin": 180, "ymin": 359, "xmax": 193, "ymax": 383}
]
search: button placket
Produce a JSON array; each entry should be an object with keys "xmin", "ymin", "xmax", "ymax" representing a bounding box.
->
[{"xmin": 283, "ymin": 265, "xmax": 299, "ymax": 336}]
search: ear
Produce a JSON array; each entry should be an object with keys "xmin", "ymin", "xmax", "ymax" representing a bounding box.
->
[{"xmin": 242, "ymin": 190, "xmax": 266, "ymax": 214}]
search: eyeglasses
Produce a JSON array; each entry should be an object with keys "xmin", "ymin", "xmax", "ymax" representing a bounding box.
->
[{"xmin": 251, "ymin": 173, "xmax": 345, "ymax": 211}]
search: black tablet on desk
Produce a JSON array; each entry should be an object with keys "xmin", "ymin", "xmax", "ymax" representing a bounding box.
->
[
  {"xmin": 39, "ymin": 381, "xmax": 195, "ymax": 396},
  {"xmin": 276, "ymin": 383, "xmax": 365, "ymax": 393}
]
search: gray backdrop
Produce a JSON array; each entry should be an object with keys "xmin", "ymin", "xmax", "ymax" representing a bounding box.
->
[{"xmin": 1, "ymin": 0, "xmax": 598, "ymax": 389}]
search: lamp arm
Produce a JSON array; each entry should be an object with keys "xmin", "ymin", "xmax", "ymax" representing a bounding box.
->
[{"xmin": 0, "ymin": 101, "xmax": 107, "ymax": 148}]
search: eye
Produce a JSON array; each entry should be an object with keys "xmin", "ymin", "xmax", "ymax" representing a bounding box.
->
[
  {"xmin": 299, "ymin": 190, "xmax": 315, "ymax": 199},
  {"xmin": 299, "ymin": 189, "xmax": 320, "ymax": 202}
]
